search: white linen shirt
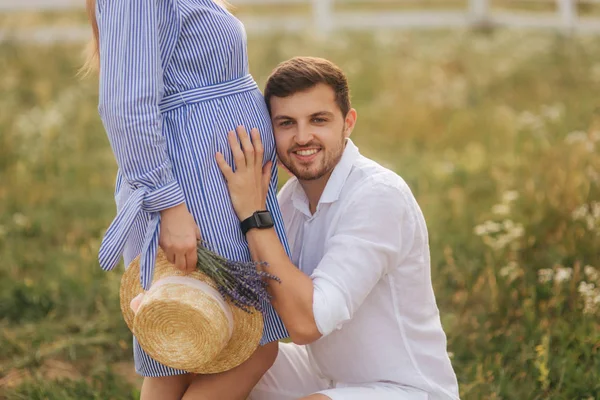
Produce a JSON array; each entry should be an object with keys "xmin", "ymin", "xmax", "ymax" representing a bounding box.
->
[{"xmin": 277, "ymin": 139, "xmax": 460, "ymax": 400}]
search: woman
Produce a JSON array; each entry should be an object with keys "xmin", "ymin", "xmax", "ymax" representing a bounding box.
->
[{"xmin": 84, "ymin": 0, "xmax": 290, "ymax": 398}]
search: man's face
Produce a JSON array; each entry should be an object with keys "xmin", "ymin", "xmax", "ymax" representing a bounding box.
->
[{"xmin": 270, "ymin": 83, "xmax": 357, "ymax": 182}]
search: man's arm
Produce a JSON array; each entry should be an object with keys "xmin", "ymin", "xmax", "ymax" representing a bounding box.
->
[
  {"xmin": 308, "ymin": 182, "xmax": 410, "ymax": 337},
  {"xmin": 215, "ymin": 126, "xmax": 321, "ymax": 344},
  {"xmin": 247, "ymin": 181, "xmax": 410, "ymax": 344},
  {"xmin": 246, "ymin": 228, "xmax": 321, "ymax": 345}
]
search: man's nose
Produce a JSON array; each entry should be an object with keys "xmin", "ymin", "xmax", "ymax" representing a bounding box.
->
[{"xmin": 294, "ymin": 124, "xmax": 314, "ymax": 145}]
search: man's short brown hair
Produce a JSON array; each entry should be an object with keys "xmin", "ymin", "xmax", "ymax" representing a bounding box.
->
[{"xmin": 264, "ymin": 57, "xmax": 351, "ymax": 116}]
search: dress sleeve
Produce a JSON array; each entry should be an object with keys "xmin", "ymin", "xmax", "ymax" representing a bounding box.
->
[{"xmin": 95, "ymin": 0, "xmax": 184, "ymax": 290}]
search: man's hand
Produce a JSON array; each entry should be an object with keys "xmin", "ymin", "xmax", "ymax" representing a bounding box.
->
[
  {"xmin": 159, "ymin": 203, "xmax": 201, "ymax": 273},
  {"xmin": 216, "ymin": 126, "xmax": 271, "ymax": 222}
]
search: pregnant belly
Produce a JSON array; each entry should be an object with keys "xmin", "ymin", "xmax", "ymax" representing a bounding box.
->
[{"xmin": 158, "ymin": 89, "xmax": 276, "ymax": 260}]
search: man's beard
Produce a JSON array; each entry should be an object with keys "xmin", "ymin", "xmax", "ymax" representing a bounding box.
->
[{"xmin": 280, "ymin": 128, "xmax": 346, "ymax": 182}]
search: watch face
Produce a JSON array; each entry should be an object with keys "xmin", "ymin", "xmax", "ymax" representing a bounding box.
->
[{"xmin": 257, "ymin": 211, "xmax": 274, "ymax": 227}]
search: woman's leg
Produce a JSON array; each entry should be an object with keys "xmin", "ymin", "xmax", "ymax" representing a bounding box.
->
[
  {"xmin": 181, "ymin": 341, "xmax": 278, "ymax": 400},
  {"xmin": 140, "ymin": 374, "xmax": 195, "ymax": 400}
]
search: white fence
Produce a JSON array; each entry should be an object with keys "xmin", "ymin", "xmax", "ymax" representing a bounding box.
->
[{"xmin": 1, "ymin": 0, "xmax": 600, "ymax": 42}]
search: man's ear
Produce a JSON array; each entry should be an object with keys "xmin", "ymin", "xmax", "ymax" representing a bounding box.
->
[{"xmin": 344, "ymin": 108, "xmax": 357, "ymax": 139}]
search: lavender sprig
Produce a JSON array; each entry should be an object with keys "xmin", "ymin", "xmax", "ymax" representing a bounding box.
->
[{"xmin": 195, "ymin": 241, "xmax": 280, "ymax": 314}]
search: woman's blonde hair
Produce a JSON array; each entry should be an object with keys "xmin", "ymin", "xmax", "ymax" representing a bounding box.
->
[
  {"xmin": 80, "ymin": 0, "xmax": 231, "ymax": 77},
  {"xmin": 79, "ymin": 0, "xmax": 100, "ymax": 76}
]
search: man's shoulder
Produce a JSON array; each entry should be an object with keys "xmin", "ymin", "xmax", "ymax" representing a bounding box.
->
[
  {"xmin": 346, "ymin": 155, "xmax": 413, "ymax": 205},
  {"xmin": 341, "ymin": 155, "xmax": 426, "ymax": 248}
]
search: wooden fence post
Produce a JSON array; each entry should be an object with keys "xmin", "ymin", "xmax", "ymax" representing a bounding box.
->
[
  {"xmin": 557, "ymin": 0, "xmax": 577, "ymax": 34},
  {"xmin": 312, "ymin": 0, "xmax": 333, "ymax": 35},
  {"xmin": 468, "ymin": 0, "xmax": 490, "ymax": 28}
]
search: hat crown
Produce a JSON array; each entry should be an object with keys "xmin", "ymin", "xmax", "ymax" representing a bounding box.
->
[
  {"xmin": 142, "ymin": 275, "xmax": 235, "ymax": 337},
  {"xmin": 120, "ymin": 249, "xmax": 264, "ymax": 374},
  {"xmin": 134, "ymin": 282, "xmax": 233, "ymax": 368}
]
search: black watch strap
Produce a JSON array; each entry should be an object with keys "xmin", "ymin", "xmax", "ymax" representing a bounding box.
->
[{"xmin": 240, "ymin": 210, "xmax": 274, "ymax": 236}]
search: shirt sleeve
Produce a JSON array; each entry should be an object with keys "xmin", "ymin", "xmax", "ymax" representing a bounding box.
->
[
  {"xmin": 311, "ymin": 180, "xmax": 414, "ymax": 337},
  {"xmin": 95, "ymin": 0, "xmax": 185, "ymax": 289}
]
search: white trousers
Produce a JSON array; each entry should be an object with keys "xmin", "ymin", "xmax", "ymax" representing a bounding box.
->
[{"xmin": 249, "ymin": 343, "xmax": 428, "ymax": 400}]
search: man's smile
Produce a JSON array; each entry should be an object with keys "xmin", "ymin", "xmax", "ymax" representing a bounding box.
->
[{"xmin": 292, "ymin": 148, "xmax": 321, "ymax": 162}]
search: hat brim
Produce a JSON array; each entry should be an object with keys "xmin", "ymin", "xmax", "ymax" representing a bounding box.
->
[{"xmin": 120, "ymin": 249, "xmax": 264, "ymax": 374}]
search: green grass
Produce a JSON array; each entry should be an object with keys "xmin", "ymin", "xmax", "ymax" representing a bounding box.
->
[
  {"xmin": 3, "ymin": 370, "xmax": 140, "ymax": 400},
  {"xmin": 1, "ymin": 20, "xmax": 600, "ymax": 399}
]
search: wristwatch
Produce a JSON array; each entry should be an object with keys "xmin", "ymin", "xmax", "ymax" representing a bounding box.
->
[{"xmin": 240, "ymin": 210, "xmax": 274, "ymax": 236}]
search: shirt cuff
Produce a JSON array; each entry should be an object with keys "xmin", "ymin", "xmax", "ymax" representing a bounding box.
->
[
  {"xmin": 142, "ymin": 179, "xmax": 186, "ymax": 213},
  {"xmin": 311, "ymin": 269, "xmax": 351, "ymax": 337}
]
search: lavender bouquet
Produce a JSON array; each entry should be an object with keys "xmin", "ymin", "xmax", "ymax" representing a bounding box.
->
[{"xmin": 195, "ymin": 241, "xmax": 280, "ymax": 314}]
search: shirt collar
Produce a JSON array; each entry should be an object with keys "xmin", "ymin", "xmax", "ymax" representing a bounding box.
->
[{"xmin": 291, "ymin": 138, "xmax": 360, "ymax": 216}]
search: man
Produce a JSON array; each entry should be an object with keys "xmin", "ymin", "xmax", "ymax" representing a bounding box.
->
[{"xmin": 216, "ymin": 57, "xmax": 459, "ymax": 400}]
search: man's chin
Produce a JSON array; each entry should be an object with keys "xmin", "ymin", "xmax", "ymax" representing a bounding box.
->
[
  {"xmin": 291, "ymin": 168, "xmax": 327, "ymax": 181},
  {"xmin": 282, "ymin": 160, "xmax": 327, "ymax": 181}
]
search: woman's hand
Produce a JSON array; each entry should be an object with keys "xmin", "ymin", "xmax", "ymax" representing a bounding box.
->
[
  {"xmin": 159, "ymin": 203, "xmax": 201, "ymax": 273},
  {"xmin": 216, "ymin": 126, "xmax": 272, "ymax": 222}
]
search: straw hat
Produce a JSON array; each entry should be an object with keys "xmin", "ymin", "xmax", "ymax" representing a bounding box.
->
[{"xmin": 120, "ymin": 248, "xmax": 264, "ymax": 374}]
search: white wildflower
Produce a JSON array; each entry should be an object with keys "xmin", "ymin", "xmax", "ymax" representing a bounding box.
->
[
  {"xmin": 588, "ymin": 297, "xmax": 600, "ymax": 314},
  {"xmin": 500, "ymin": 261, "xmax": 521, "ymax": 282},
  {"xmin": 502, "ymin": 191, "xmax": 519, "ymax": 203},
  {"xmin": 585, "ymin": 216, "xmax": 596, "ymax": 231},
  {"xmin": 538, "ymin": 269, "xmax": 554, "ymax": 284},
  {"xmin": 564, "ymin": 131, "xmax": 588, "ymax": 144},
  {"xmin": 576, "ymin": 202, "xmax": 600, "ymax": 234},
  {"xmin": 510, "ymin": 225, "xmax": 525, "ymax": 239},
  {"xmin": 564, "ymin": 131, "xmax": 595, "ymax": 152},
  {"xmin": 517, "ymin": 111, "xmax": 544, "ymax": 132},
  {"xmin": 13, "ymin": 213, "xmax": 29, "ymax": 228},
  {"xmin": 587, "ymin": 167, "xmax": 600, "ymax": 183},
  {"xmin": 483, "ymin": 220, "xmax": 502, "ymax": 234},
  {"xmin": 571, "ymin": 204, "xmax": 588, "ymax": 221},
  {"xmin": 555, "ymin": 267, "xmax": 573, "ymax": 283},
  {"xmin": 492, "ymin": 204, "xmax": 510, "ymax": 216},
  {"xmin": 541, "ymin": 103, "xmax": 564, "ymax": 122},
  {"xmin": 578, "ymin": 281, "xmax": 600, "ymax": 314},
  {"xmin": 592, "ymin": 202, "xmax": 600, "ymax": 219},
  {"xmin": 489, "ymin": 235, "xmax": 511, "ymax": 251},
  {"xmin": 474, "ymin": 224, "xmax": 488, "ymax": 236},
  {"xmin": 578, "ymin": 281, "xmax": 595, "ymax": 295},
  {"xmin": 584, "ymin": 266, "xmax": 599, "ymax": 281}
]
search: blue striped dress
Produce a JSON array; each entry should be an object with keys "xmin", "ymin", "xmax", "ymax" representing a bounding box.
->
[{"xmin": 94, "ymin": 0, "xmax": 290, "ymax": 377}]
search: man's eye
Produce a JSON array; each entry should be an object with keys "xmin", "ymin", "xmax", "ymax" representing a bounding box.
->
[
  {"xmin": 279, "ymin": 121, "xmax": 294, "ymax": 127},
  {"xmin": 312, "ymin": 118, "xmax": 327, "ymax": 123}
]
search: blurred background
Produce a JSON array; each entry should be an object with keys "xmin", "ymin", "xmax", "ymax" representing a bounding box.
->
[{"xmin": 0, "ymin": 0, "xmax": 599, "ymax": 399}]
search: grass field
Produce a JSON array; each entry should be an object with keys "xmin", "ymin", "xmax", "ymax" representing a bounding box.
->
[{"xmin": 0, "ymin": 20, "xmax": 599, "ymax": 400}]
